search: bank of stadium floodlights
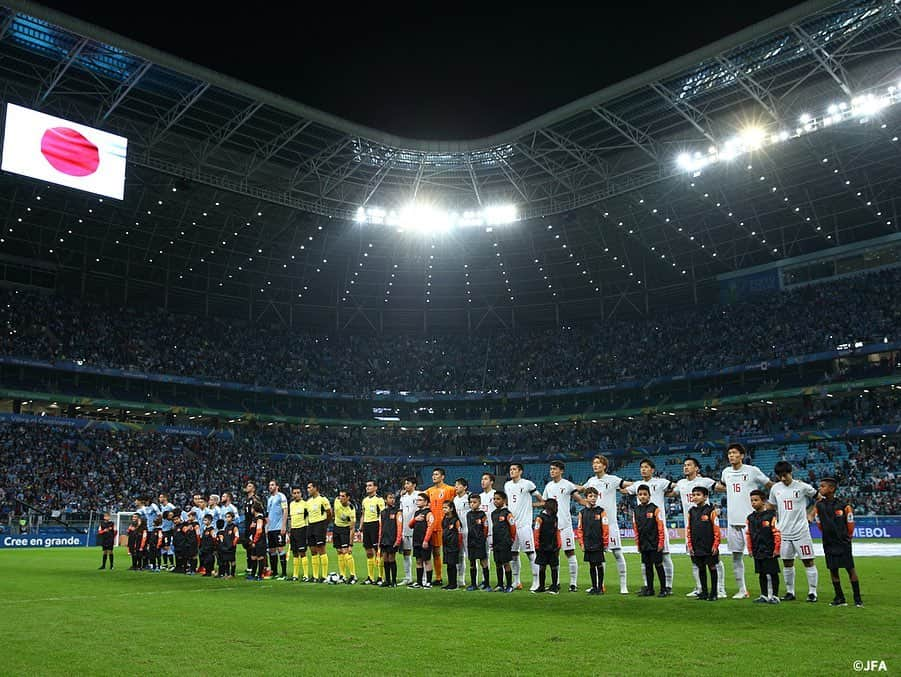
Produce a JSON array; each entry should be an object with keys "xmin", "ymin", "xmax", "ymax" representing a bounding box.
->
[
  {"xmin": 354, "ymin": 82, "xmax": 901, "ymax": 235},
  {"xmin": 675, "ymin": 84, "xmax": 901, "ymax": 173}
]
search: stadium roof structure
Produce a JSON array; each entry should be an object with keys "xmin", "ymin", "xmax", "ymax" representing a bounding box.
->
[{"xmin": 0, "ymin": 0, "xmax": 899, "ymax": 332}]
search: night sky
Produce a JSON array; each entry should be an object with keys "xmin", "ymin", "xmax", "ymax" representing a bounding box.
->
[{"xmin": 38, "ymin": 2, "xmax": 801, "ymax": 139}]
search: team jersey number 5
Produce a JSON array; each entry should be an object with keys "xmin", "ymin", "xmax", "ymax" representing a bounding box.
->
[{"xmin": 565, "ymin": 536, "xmax": 573, "ymax": 548}]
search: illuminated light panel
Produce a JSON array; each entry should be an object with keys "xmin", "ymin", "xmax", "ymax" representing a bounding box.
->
[{"xmin": 354, "ymin": 203, "xmax": 518, "ymax": 231}]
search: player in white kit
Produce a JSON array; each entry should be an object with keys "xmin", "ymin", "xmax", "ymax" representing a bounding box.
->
[
  {"xmin": 399, "ymin": 476, "xmax": 419, "ymax": 584},
  {"xmin": 582, "ymin": 455, "xmax": 629, "ymax": 593},
  {"xmin": 452, "ymin": 477, "xmax": 472, "ymax": 585},
  {"xmin": 541, "ymin": 460, "xmax": 585, "ymax": 592},
  {"xmin": 504, "ymin": 463, "xmax": 542, "ymax": 590},
  {"xmin": 668, "ymin": 457, "xmax": 726, "ymax": 598},
  {"xmin": 715, "ymin": 443, "xmax": 772, "ymax": 598},
  {"xmin": 769, "ymin": 461, "xmax": 818, "ymax": 602},
  {"xmin": 479, "ymin": 472, "xmax": 497, "ymax": 551},
  {"xmin": 621, "ymin": 458, "xmax": 674, "ymax": 594}
]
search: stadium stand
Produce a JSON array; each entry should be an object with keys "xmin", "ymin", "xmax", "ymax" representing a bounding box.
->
[{"xmin": 1, "ymin": 266, "xmax": 899, "ymax": 393}]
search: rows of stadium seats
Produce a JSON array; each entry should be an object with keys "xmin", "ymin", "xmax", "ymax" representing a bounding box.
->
[{"xmin": 1, "ymin": 267, "xmax": 898, "ymax": 393}]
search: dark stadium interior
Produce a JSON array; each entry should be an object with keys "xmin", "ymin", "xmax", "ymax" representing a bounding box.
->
[
  {"xmin": 0, "ymin": 1, "xmax": 898, "ymax": 333},
  {"xmin": 0, "ymin": 0, "xmax": 898, "ymax": 538}
]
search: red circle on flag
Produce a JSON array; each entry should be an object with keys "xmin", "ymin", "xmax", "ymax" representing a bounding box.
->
[{"xmin": 40, "ymin": 127, "xmax": 100, "ymax": 177}]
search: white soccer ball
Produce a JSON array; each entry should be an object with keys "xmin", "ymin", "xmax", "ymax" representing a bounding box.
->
[{"xmin": 326, "ymin": 572, "xmax": 341, "ymax": 585}]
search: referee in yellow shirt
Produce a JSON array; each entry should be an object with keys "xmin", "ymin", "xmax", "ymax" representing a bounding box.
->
[
  {"xmin": 333, "ymin": 491, "xmax": 357, "ymax": 584},
  {"xmin": 288, "ymin": 487, "xmax": 309, "ymax": 581},
  {"xmin": 361, "ymin": 480, "xmax": 386, "ymax": 584},
  {"xmin": 305, "ymin": 481, "xmax": 331, "ymax": 583}
]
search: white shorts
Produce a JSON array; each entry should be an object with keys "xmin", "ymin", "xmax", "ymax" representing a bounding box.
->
[
  {"xmin": 560, "ymin": 526, "xmax": 576, "ymax": 552},
  {"xmin": 459, "ymin": 532, "xmax": 468, "ymax": 560},
  {"xmin": 780, "ymin": 534, "xmax": 816, "ymax": 561},
  {"xmin": 726, "ymin": 525, "xmax": 747, "ymax": 554},
  {"xmin": 512, "ymin": 527, "xmax": 534, "ymax": 553},
  {"xmin": 607, "ymin": 521, "xmax": 623, "ymax": 550},
  {"xmin": 402, "ymin": 535, "xmax": 413, "ymax": 551}
]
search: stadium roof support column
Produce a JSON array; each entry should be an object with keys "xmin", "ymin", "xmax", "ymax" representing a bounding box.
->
[
  {"xmin": 95, "ymin": 60, "xmax": 152, "ymax": 124},
  {"xmin": 360, "ymin": 155, "xmax": 398, "ymax": 207},
  {"xmin": 889, "ymin": 0, "xmax": 901, "ymax": 29},
  {"xmin": 145, "ymin": 82, "xmax": 210, "ymax": 149},
  {"xmin": 591, "ymin": 106, "xmax": 660, "ymax": 160},
  {"xmin": 245, "ymin": 120, "xmax": 312, "ymax": 178},
  {"xmin": 514, "ymin": 142, "xmax": 576, "ymax": 193},
  {"xmin": 287, "ymin": 138, "xmax": 352, "ymax": 192},
  {"xmin": 713, "ymin": 56, "xmax": 782, "ymax": 122},
  {"xmin": 35, "ymin": 35, "xmax": 88, "ymax": 104},
  {"xmin": 491, "ymin": 151, "xmax": 530, "ymax": 202},
  {"xmin": 649, "ymin": 82, "xmax": 717, "ymax": 145},
  {"xmin": 0, "ymin": 13, "xmax": 13, "ymax": 41},
  {"xmin": 789, "ymin": 23, "xmax": 853, "ymax": 96},
  {"xmin": 197, "ymin": 101, "xmax": 264, "ymax": 165},
  {"xmin": 467, "ymin": 159, "xmax": 483, "ymax": 206},
  {"xmin": 538, "ymin": 129, "xmax": 610, "ymax": 186},
  {"xmin": 412, "ymin": 159, "xmax": 426, "ymax": 200}
]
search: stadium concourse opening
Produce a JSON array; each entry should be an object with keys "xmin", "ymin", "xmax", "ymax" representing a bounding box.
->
[{"xmin": 0, "ymin": 0, "xmax": 899, "ymax": 672}]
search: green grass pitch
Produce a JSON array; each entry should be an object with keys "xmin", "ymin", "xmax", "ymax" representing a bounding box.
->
[{"xmin": 0, "ymin": 547, "xmax": 898, "ymax": 675}]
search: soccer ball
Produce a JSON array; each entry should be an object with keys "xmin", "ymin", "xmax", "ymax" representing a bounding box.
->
[{"xmin": 326, "ymin": 572, "xmax": 341, "ymax": 585}]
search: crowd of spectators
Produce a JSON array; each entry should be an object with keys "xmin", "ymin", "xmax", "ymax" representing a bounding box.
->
[
  {"xmin": 1, "ymin": 267, "xmax": 898, "ymax": 393},
  {"xmin": 0, "ymin": 422, "xmax": 415, "ymax": 516},
  {"xmin": 1, "ymin": 409, "xmax": 897, "ymax": 519},
  {"xmin": 248, "ymin": 390, "xmax": 900, "ymax": 458},
  {"xmin": 840, "ymin": 438, "xmax": 901, "ymax": 516}
]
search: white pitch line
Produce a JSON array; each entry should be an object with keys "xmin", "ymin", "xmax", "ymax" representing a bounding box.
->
[{"xmin": 622, "ymin": 543, "xmax": 901, "ymax": 557}]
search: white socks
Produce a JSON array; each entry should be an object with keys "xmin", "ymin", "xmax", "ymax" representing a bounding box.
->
[
  {"xmin": 717, "ymin": 560, "xmax": 727, "ymax": 596},
  {"xmin": 782, "ymin": 563, "xmax": 818, "ymax": 596},
  {"xmin": 805, "ymin": 565, "xmax": 818, "ymax": 595},
  {"xmin": 403, "ymin": 554, "xmax": 411, "ymax": 581},
  {"xmin": 732, "ymin": 553, "xmax": 746, "ymax": 593},
  {"xmin": 511, "ymin": 556, "xmax": 521, "ymax": 585},
  {"xmin": 568, "ymin": 554, "xmax": 578, "ymax": 586},
  {"xmin": 528, "ymin": 552, "xmax": 539, "ymax": 590},
  {"xmin": 784, "ymin": 566, "xmax": 795, "ymax": 594},
  {"xmin": 662, "ymin": 554, "xmax": 674, "ymax": 588},
  {"xmin": 613, "ymin": 549, "xmax": 628, "ymax": 591},
  {"xmin": 691, "ymin": 562, "xmax": 701, "ymax": 592}
]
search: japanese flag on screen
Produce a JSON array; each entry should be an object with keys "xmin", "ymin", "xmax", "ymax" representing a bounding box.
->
[{"xmin": 1, "ymin": 102, "xmax": 127, "ymax": 200}]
